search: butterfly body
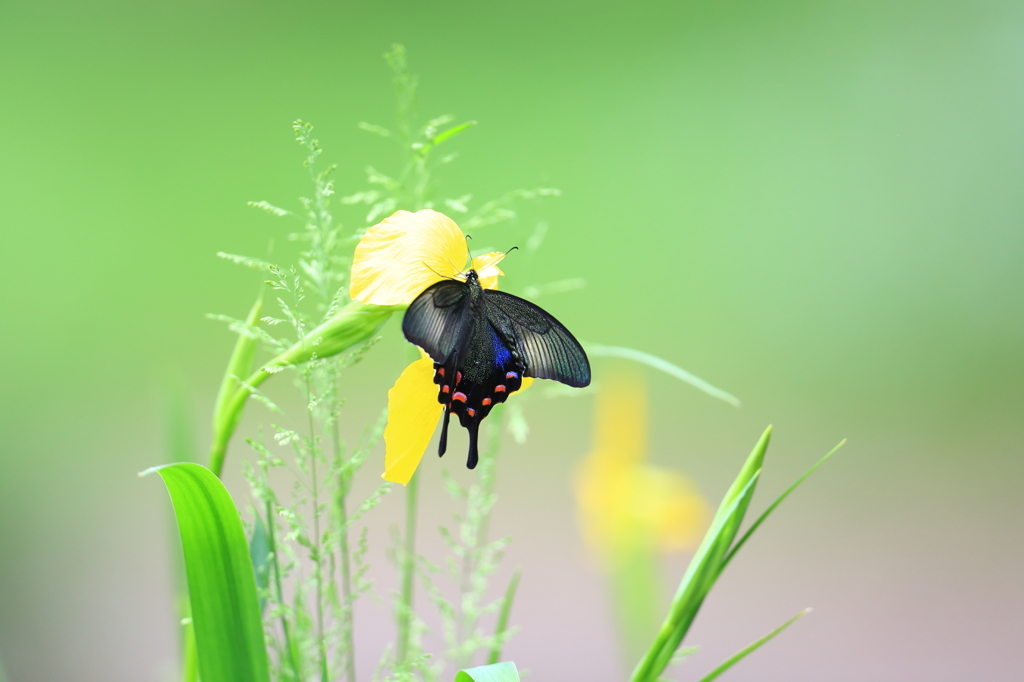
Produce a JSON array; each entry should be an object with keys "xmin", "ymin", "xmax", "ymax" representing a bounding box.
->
[{"xmin": 403, "ymin": 269, "xmax": 590, "ymax": 469}]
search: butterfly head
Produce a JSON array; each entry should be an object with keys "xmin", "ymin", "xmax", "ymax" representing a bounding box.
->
[{"xmin": 463, "ymin": 269, "xmax": 480, "ymax": 285}]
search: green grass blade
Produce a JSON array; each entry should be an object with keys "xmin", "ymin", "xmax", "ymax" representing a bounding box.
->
[
  {"xmin": 209, "ymin": 290, "xmax": 263, "ymax": 476},
  {"xmin": 487, "ymin": 569, "xmax": 522, "ymax": 665},
  {"xmin": 249, "ymin": 511, "xmax": 270, "ymax": 612},
  {"xmin": 181, "ymin": 621, "xmax": 199, "ymax": 682},
  {"xmin": 207, "ymin": 300, "xmax": 397, "ymax": 476},
  {"xmin": 716, "ymin": 426, "xmax": 770, "ymax": 518},
  {"xmin": 432, "ymin": 120, "xmax": 477, "ymax": 146},
  {"xmin": 162, "ymin": 384, "xmax": 199, "ymax": 682},
  {"xmin": 455, "ymin": 661, "xmax": 520, "ymax": 682},
  {"xmin": 722, "ymin": 439, "xmax": 845, "ymax": 568},
  {"xmin": 649, "ymin": 474, "xmax": 761, "ymax": 678},
  {"xmin": 142, "ymin": 462, "xmax": 271, "ymax": 682},
  {"xmin": 631, "ymin": 427, "xmax": 772, "ymax": 682},
  {"xmin": 696, "ymin": 609, "xmax": 811, "ymax": 682},
  {"xmin": 630, "ymin": 473, "xmax": 758, "ymax": 682},
  {"xmin": 586, "ymin": 344, "xmax": 741, "ymax": 407}
]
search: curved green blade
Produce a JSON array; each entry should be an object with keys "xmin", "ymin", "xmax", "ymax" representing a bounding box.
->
[
  {"xmin": 455, "ymin": 661, "xmax": 521, "ymax": 682},
  {"xmin": 143, "ymin": 462, "xmax": 270, "ymax": 682},
  {"xmin": 697, "ymin": 609, "xmax": 811, "ymax": 682},
  {"xmin": 585, "ymin": 344, "xmax": 740, "ymax": 407}
]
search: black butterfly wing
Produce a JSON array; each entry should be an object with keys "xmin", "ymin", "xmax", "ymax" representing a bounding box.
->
[
  {"xmin": 402, "ymin": 279, "xmax": 473, "ymax": 364},
  {"xmin": 483, "ymin": 289, "xmax": 591, "ymax": 388}
]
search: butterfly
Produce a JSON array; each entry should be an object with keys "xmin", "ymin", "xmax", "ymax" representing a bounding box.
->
[{"xmin": 402, "ymin": 269, "xmax": 591, "ymax": 469}]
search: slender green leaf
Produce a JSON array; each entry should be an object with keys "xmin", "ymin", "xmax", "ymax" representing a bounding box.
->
[
  {"xmin": 586, "ymin": 344, "xmax": 740, "ymax": 407},
  {"xmin": 648, "ymin": 472, "xmax": 761, "ymax": 677},
  {"xmin": 181, "ymin": 621, "xmax": 199, "ymax": 682},
  {"xmin": 455, "ymin": 661, "xmax": 520, "ymax": 682},
  {"xmin": 697, "ymin": 609, "xmax": 811, "ymax": 682},
  {"xmin": 718, "ymin": 427, "xmax": 770, "ymax": 515},
  {"xmin": 487, "ymin": 569, "xmax": 522, "ymax": 664},
  {"xmin": 722, "ymin": 439, "xmax": 846, "ymax": 568},
  {"xmin": 669, "ymin": 646, "xmax": 701, "ymax": 666},
  {"xmin": 249, "ymin": 511, "xmax": 271, "ymax": 612},
  {"xmin": 162, "ymin": 384, "xmax": 199, "ymax": 682},
  {"xmin": 247, "ymin": 200, "xmax": 293, "ymax": 217},
  {"xmin": 142, "ymin": 463, "xmax": 271, "ymax": 682},
  {"xmin": 631, "ymin": 427, "xmax": 772, "ymax": 682},
  {"xmin": 432, "ymin": 120, "xmax": 476, "ymax": 146},
  {"xmin": 358, "ymin": 121, "xmax": 392, "ymax": 138},
  {"xmin": 710, "ymin": 426, "xmax": 771, "ymax": 573},
  {"xmin": 210, "ymin": 289, "xmax": 264, "ymax": 476},
  {"xmin": 207, "ymin": 300, "xmax": 397, "ymax": 476},
  {"xmin": 630, "ymin": 473, "xmax": 759, "ymax": 682}
]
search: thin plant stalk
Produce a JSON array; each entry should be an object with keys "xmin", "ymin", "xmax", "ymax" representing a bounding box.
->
[
  {"xmin": 695, "ymin": 608, "xmax": 811, "ymax": 682},
  {"xmin": 455, "ymin": 421, "xmax": 501, "ymax": 668},
  {"xmin": 334, "ymin": 423, "xmax": 357, "ymax": 682},
  {"xmin": 486, "ymin": 569, "xmax": 521, "ymax": 665},
  {"xmin": 207, "ymin": 300, "xmax": 397, "ymax": 476},
  {"xmin": 302, "ymin": 371, "xmax": 330, "ymax": 682},
  {"xmin": 266, "ymin": 496, "xmax": 301, "ymax": 681},
  {"xmin": 395, "ymin": 471, "xmax": 420, "ymax": 666},
  {"xmin": 180, "ymin": 620, "xmax": 198, "ymax": 682}
]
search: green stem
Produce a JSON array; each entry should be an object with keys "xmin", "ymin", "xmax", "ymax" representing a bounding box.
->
[
  {"xmin": 611, "ymin": 549, "xmax": 663, "ymax": 666},
  {"xmin": 333, "ymin": 422, "xmax": 358, "ymax": 682},
  {"xmin": 695, "ymin": 609, "xmax": 811, "ymax": 682},
  {"xmin": 487, "ymin": 569, "xmax": 521, "ymax": 665},
  {"xmin": 206, "ymin": 300, "xmax": 398, "ymax": 476},
  {"xmin": 180, "ymin": 620, "xmax": 198, "ymax": 682},
  {"xmin": 337, "ymin": 486, "xmax": 357, "ymax": 682},
  {"xmin": 267, "ymin": 496, "xmax": 301, "ymax": 681},
  {"xmin": 629, "ymin": 431, "xmax": 770, "ymax": 682},
  {"xmin": 456, "ymin": 420, "xmax": 501, "ymax": 667},
  {"xmin": 301, "ymin": 373, "xmax": 329, "ymax": 682},
  {"xmin": 395, "ymin": 471, "xmax": 419, "ymax": 666}
]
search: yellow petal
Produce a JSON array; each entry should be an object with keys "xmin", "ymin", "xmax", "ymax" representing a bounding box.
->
[
  {"xmin": 471, "ymin": 251, "xmax": 506, "ymax": 290},
  {"xmin": 350, "ymin": 209, "xmax": 468, "ymax": 306},
  {"xmin": 382, "ymin": 356, "xmax": 443, "ymax": 485},
  {"xmin": 632, "ymin": 467, "xmax": 711, "ymax": 552},
  {"xmin": 592, "ymin": 372, "xmax": 647, "ymax": 465},
  {"xmin": 573, "ymin": 371, "xmax": 710, "ymax": 565}
]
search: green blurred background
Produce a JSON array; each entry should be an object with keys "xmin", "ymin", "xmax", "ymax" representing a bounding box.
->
[{"xmin": 1, "ymin": 0, "xmax": 1022, "ymax": 680}]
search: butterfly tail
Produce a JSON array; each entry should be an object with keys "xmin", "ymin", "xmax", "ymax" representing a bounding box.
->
[
  {"xmin": 466, "ymin": 419, "xmax": 480, "ymax": 470},
  {"xmin": 438, "ymin": 406, "xmax": 451, "ymax": 457}
]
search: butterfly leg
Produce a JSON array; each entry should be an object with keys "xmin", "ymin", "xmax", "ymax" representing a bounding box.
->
[
  {"xmin": 439, "ymin": 406, "xmax": 451, "ymax": 457},
  {"xmin": 465, "ymin": 419, "xmax": 480, "ymax": 470}
]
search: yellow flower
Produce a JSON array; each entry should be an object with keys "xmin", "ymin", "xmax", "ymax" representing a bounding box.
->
[
  {"xmin": 574, "ymin": 372, "xmax": 710, "ymax": 567},
  {"xmin": 350, "ymin": 209, "xmax": 505, "ymax": 306},
  {"xmin": 349, "ymin": 209, "xmax": 528, "ymax": 484}
]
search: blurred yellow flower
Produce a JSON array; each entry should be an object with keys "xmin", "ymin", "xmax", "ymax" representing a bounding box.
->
[
  {"xmin": 574, "ymin": 372, "xmax": 710, "ymax": 567},
  {"xmin": 349, "ymin": 209, "xmax": 526, "ymax": 484}
]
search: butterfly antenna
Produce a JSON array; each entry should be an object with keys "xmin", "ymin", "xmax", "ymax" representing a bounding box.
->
[
  {"xmin": 423, "ymin": 261, "xmax": 460, "ymax": 282},
  {"xmin": 461, "ymin": 234, "xmax": 475, "ymax": 276},
  {"xmin": 503, "ymin": 245, "xmax": 519, "ymax": 256}
]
